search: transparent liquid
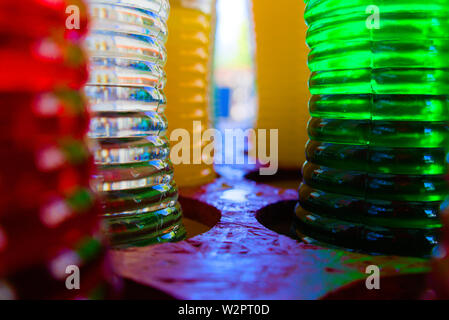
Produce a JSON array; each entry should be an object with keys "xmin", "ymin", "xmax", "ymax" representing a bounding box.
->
[{"xmin": 85, "ymin": 0, "xmax": 185, "ymax": 247}]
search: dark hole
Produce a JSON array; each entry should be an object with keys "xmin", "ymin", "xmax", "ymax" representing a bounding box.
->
[
  {"xmin": 179, "ymin": 196, "xmax": 221, "ymax": 239},
  {"xmin": 256, "ymin": 200, "xmax": 298, "ymax": 239},
  {"xmin": 245, "ymin": 169, "xmax": 301, "ymax": 189}
]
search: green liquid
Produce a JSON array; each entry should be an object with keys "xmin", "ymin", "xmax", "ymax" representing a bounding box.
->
[{"xmin": 296, "ymin": 0, "xmax": 449, "ymax": 257}]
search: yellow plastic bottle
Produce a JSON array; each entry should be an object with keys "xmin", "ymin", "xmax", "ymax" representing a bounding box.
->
[
  {"xmin": 165, "ymin": 0, "xmax": 217, "ymax": 187},
  {"xmin": 251, "ymin": 0, "xmax": 309, "ymax": 170}
]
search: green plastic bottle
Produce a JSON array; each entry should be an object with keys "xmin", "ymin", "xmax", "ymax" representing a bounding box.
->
[{"xmin": 295, "ymin": 0, "xmax": 449, "ymax": 257}]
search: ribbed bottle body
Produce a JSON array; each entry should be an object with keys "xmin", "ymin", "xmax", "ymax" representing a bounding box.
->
[
  {"xmin": 296, "ymin": 0, "xmax": 449, "ymax": 257},
  {"xmin": 0, "ymin": 0, "xmax": 116, "ymax": 299},
  {"xmin": 86, "ymin": 0, "xmax": 185, "ymax": 247},
  {"xmin": 164, "ymin": 0, "xmax": 217, "ymax": 187},
  {"xmin": 252, "ymin": 0, "xmax": 310, "ymax": 169}
]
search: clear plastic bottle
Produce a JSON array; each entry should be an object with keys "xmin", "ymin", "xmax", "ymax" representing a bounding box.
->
[
  {"xmin": 164, "ymin": 0, "xmax": 217, "ymax": 187},
  {"xmin": 296, "ymin": 0, "xmax": 449, "ymax": 257},
  {"xmin": 85, "ymin": 0, "xmax": 186, "ymax": 247},
  {"xmin": 252, "ymin": 0, "xmax": 310, "ymax": 169}
]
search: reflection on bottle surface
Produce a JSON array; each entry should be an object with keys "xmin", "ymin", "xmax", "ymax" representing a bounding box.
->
[
  {"xmin": 296, "ymin": 0, "xmax": 449, "ymax": 257},
  {"xmin": 85, "ymin": 0, "xmax": 186, "ymax": 247}
]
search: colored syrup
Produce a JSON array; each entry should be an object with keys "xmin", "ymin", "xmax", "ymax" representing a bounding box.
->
[
  {"xmin": 296, "ymin": 0, "xmax": 449, "ymax": 257},
  {"xmin": 252, "ymin": 0, "xmax": 310, "ymax": 169},
  {"xmin": 164, "ymin": 0, "xmax": 216, "ymax": 187},
  {"xmin": 0, "ymin": 0, "xmax": 115, "ymax": 299},
  {"xmin": 85, "ymin": 0, "xmax": 186, "ymax": 247}
]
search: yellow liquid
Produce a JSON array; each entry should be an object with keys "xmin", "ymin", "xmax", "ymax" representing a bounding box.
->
[
  {"xmin": 252, "ymin": 0, "xmax": 310, "ymax": 169},
  {"xmin": 165, "ymin": 0, "xmax": 217, "ymax": 187}
]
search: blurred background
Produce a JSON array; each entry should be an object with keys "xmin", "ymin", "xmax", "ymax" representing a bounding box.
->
[{"xmin": 213, "ymin": 0, "xmax": 256, "ymax": 130}]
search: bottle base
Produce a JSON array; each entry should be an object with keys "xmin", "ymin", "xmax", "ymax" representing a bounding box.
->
[{"xmin": 294, "ymin": 204, "xmax": 439, "ymax": 258}]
